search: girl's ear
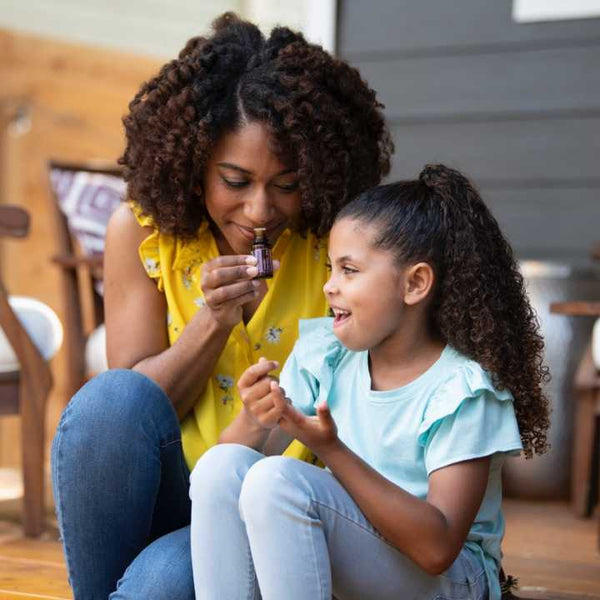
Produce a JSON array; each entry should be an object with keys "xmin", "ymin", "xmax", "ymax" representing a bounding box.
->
[{"xmin": 403, "ymin": 262, "xmax": 435, "ymax": 306}]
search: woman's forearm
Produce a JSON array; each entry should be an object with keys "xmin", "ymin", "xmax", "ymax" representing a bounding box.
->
[
  {"xmin": 132, "ymin": 307, "xmax": 233, "ymax": 420},
  {"xmin": 319, "ymin": 442, "xmax": 460, "ymax": 575}
]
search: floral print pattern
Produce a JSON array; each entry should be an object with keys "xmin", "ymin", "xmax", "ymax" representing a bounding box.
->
[
  {"xmin": 216, "ymin": 374, "xmax": 235, "ymax": 406},
  {"xmin": 144, "ymin": 257, "xmax": 160, "ymax": 277},
  {"xmin": 182, "ymin": 266, "xmax": 194, "ymax": 290},
  {"xmin": 133, "ymin": 201, "xmax": 329, "ymax": 468},
  {"xmin": 265, "ymin": 327, "xmax": 283, "ymax": 344}
]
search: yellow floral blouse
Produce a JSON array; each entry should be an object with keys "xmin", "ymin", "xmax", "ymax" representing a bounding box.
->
[{"xmin": 133, "ymin": 207, "xmax": 330, "ymax": 470}]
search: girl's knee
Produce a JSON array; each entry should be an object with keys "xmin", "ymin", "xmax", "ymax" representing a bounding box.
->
[
  {"xmin": 239, "ymin": 456, "xmax": 305, "ymax": 519},
  {"xmin": 189, "ymin": 444, "xmax": 263, "ymax": 502}
]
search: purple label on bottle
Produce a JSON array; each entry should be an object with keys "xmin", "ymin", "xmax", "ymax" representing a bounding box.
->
[{"xmin": 253, "ymin": 247, "xmax": 273, "ymax": 278}]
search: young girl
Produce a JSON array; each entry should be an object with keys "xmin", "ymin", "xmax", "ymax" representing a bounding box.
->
[{"xmin": 189, "ymin": 164, "xmax": 550, "ymax": 600}]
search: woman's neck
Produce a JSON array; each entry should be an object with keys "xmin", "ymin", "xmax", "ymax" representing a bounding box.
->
[{"xmin": 368, "ymin": 320, "xmax": 445, "ymax": 392}]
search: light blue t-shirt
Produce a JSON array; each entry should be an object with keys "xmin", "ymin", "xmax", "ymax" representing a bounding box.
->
[{"xmin": 280, "ymin": 318, "xmax": 523, "ymax": 600}]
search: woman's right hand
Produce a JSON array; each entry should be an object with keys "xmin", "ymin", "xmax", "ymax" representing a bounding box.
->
[{"xmin": 201, "ymin": 255, "xmax": 264, "ymax": 327}]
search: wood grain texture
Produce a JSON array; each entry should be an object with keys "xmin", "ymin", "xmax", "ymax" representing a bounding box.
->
[
  {"xmin": 0, "ymin": 498, "xmax": 598, "ymax": 599},
  {"xmin": 0, "ymin": 28, "xmax": 162, "ymax": 474}
]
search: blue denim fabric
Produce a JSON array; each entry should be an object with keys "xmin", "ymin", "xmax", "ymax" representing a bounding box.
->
[
  {"xmin": 190, "ymin": 444, "xmax": 489, "ymax": 600},
  {"xmin": 51, "ymin": 369, "xmax": 194, "ymax": 599}
]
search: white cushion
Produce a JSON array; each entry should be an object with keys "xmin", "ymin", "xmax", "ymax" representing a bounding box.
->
[
  {"xmin": 592, "ymin": 318, "xmax": 600, "ymax": 370},
  {"xmin": 85, "ymin": 323, "xmax": 108, "ymax": 377},
  {"xmin": 0, "ymin": 296, "xmax": 63, "ymax": 373}
]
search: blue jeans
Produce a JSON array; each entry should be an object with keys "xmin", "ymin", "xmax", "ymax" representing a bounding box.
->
[
  {"xmin": 51, "ymin": 370, "xmax": 194, "ymax": 599},
  {"xmin": 190, "ymin": 444, "xmax": 489, "ymax": 600}
]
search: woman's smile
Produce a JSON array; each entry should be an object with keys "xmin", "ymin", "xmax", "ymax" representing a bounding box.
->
[
  {"xmin": 203, "ymin": 122, "xmax": 302, "ymax": 256},
  {"xmin": 232, "ymin": 221, "xmax": 286, "ymax": 246}
]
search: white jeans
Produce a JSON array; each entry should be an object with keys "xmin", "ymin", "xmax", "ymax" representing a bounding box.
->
[{"xmin": 189, "ymin": 444, "xmax": 488, "ymax": 600}]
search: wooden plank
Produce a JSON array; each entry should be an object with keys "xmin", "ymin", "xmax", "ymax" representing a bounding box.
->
[
  {"xmin": 503, "ymin": 499, "xmax": 599, "ymax": 563},
  {"xmin": 0, "ymin": 558, "xmax": 70, "ymax": 599},
  {"xmin": 502, "ymin": 499, "xmax": 600, "ymax": 598},
  {"xmin": 0, "ymin": 28, "xmax": 161, "ymax": 472},
  {"xmin": 0, "ymin": 539, "xmax": 66, "ymax": 567},
  {"xmin": 0, "ymin": 498, "xmax": 597, "ymax": 599},
  {"xmin": 550, "ymin": 302, "xmax": 600, "ymax": 317},
  {"xmin": 353, "ymin": 44, "xmax": 600, "ymax": 120},
  {"xmin": 0, "ymin": 592, "xmax": 70, "ymax": 600},
  {"xmin": 339, "ymin": 0, "xmax": 600, "ymax": 57}
]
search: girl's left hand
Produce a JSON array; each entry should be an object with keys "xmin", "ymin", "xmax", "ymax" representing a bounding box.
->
[{"xmin": 272, "ymin": 383, "xmax": 339, "ymax": 455}]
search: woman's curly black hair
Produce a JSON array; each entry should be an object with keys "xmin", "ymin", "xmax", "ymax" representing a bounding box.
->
[
  {"xmin": 337, "ymin": 164, "xmax": 551, "ymax": 458},
  {"xmin": 119, "ymin": 12, "xmax": 393, "ymax": 238}
]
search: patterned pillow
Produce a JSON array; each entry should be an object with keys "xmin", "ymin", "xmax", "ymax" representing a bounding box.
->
[{"xmin": 50, "ymin": 167, "xmax": 126, "ymax": 294}]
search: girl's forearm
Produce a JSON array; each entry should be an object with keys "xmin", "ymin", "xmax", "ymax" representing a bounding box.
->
[
  {"xmin": 319, "ymin": 441, "xmax": 460, "ymax": 575},
  {"xmin": 218, "ymin": 410, "xmax": 271, "ymax": 450},
  {"xmin": 133, "ymin": 307, "xmax": 233, "ymax": 420}
]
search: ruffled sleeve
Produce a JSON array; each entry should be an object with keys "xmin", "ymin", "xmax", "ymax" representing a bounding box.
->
[
  {"xmin": 418, "ymin": 362, "xmax": 523, "ymax": 475},
  {"xmin": 129, "ymin": 202, "xmax": 164, "ymax": 292},
  {"xmin": 279, "ymin": 317, "xmax": 345, "ymax": 415}
]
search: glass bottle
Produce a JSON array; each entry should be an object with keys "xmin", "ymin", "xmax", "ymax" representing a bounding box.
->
[{"xmin": 251, "ymin": 227, "xmax": 273, "ymax": 279}]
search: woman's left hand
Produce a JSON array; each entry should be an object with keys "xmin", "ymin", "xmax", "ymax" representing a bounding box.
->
[{"xmin": 273, "ymin": 385, "xmax": 339, "ymax": 455}]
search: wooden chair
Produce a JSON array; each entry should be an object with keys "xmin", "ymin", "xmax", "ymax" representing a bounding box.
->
[
  {"xmin": 0, "ymin": 205, "xmax": 60, "ymax": 536},
  {"xmin": 551, "ymin": 299, "xmax": 600, "ymax": 550},
  {"xmin": 47, "ymin": 160, "xmax": 124, "ymax": 400}
]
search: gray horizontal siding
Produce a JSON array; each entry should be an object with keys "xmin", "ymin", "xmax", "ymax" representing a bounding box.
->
[
  {"xmin": 355, "ymin": 44, "xmax": 600, "ymax": 120},
  {"xmin": 339, "ymin": 0, "xmax": 600, "ymax": 264},
  {"xmin": 485, "ymin": 188, "xmax": 600, "ymax": 260},
  {"xmin": 389, "ymin": 117, "xmax": 600, "ymax": 181},
  {"xmin": 339, "ymin": 0, "xmax": 600, "ymax": 57}
]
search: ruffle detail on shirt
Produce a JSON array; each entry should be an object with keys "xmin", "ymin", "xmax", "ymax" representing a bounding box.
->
[
  {"xmin": 417, "ymin": 361, "xmax": 515, "ymax": 447},
  {"xmin": 130, "ymin": 202, "xmax": 164, "ymax": 291},
  {"xmin": 171, "ymin": 222, "xmax": 213, "ymax": 272},
  {"xmin": 130, "ymin": 201, "xmax": 214, "ymax": 292},
  {"xmin": 295, "ymin": 317, "xmax": 345, "ymax": 402}
]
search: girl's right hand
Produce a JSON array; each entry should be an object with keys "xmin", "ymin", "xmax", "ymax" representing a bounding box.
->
[
  {"xmin": 238, "ymin": 358, "xmax": 288, "ymax": 430},
  {"xmin": 201, "ymin": 255, "xmax": 263, "ymax": 327}
]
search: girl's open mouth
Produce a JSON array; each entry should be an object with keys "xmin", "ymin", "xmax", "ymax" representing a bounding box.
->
[{"xmin": 332, "ymin": 307, "xmax": 352, "ymax": 327}]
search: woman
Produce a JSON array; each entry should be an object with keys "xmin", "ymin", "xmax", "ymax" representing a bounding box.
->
[{"xmin": 51, "ymin": 12, "xmax": 392, "ymax": 600}]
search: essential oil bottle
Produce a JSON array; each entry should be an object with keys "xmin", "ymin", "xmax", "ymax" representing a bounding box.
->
[{"xmin": 251, "ymin": 227, "xmax": 273, "ymax": 279}]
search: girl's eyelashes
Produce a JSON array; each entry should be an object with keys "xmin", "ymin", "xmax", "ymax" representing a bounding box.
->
[{"xmin": 324, "ymin": 261, "xmax": 358, "ymax": 275}]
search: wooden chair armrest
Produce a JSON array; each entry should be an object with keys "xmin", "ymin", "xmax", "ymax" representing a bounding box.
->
[
  {"xmin": 51, "ymin": 253, "xmax": 104, "ymax": 270},
  {"xmin": 575, "ymin": 344, "xmax": 600, "ymax": 390},
  {"xmin": 0, "ymin": 283, "xmax": 52, "ymax": 395},
  {"xmin": 550, "ymin": 302, "xmax": 600, "ymax": 317},
  {"xmin": 0, "ymin": 206, "xmax": 30, "ymax": 238}
]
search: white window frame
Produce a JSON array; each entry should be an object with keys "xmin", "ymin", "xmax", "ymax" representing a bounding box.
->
[{"xmin": 513, "ymin": 0, "xmax": 600, "ymax": 23}]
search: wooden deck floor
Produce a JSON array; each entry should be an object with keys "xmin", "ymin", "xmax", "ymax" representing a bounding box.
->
[{"xmin": 0, "ymin": 496, "xmax": 598, "ymax": 599}]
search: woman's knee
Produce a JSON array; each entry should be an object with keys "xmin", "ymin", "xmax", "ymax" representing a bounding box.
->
[
  {"xmin": 52, "ymin": 369, "xmax": 175, "ymax": 459},
  {"xmin": 189, "ymin": 444, "xmax": 263, "ymax": 504},
  {"xmin": 110, "ymin": 526, "xmax": 194, "ymax": 600},
  {"xmin": 61, "ymin": 369, "xmax": 171, "ymax": 429}
]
